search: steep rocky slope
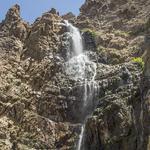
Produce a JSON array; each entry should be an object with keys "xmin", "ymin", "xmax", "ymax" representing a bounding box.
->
[
  {"xmin": 0, "ymin": 0, "xmax": 150, "ymax": 150},
  {"xmin": 76, "ymin": 0, "xmax": 150, "ymax": 65},
  {"xmin": 0, "ymin": 5, "xmax": 78, "ymax": 150}
]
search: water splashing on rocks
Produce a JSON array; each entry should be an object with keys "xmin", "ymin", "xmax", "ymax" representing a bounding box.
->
[
  {"xmin": 65, "ymin": 54, "xmax": 97, "ymax": 81},
  {"xmin": 63, "ymin": 20, "xmax": 99, "ymax": 150}
]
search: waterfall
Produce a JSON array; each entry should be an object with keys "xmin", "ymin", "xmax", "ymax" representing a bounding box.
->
[
  {"xmin": 64, "ymin": 20, "xmax": 99, "ymax": 150},
  {"xmin": 64, "ymin": 20, "xmax": 83, "ymax": 56},
  {"xmin": 77, "ymin": 125, "xmax": 85, "ymax": 150}
]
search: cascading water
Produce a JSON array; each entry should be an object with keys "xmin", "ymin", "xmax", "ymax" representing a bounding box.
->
[
  {"xmin": 64, "ymin": 20, "xmax": 99, "ymax": 150},
  {"xmin": 77, "ymin": 125, "xmax": 85, "ymax": 150},
  {"xmin": 64, "ymin": 20, "xmax": 83, "ymax": 56}
]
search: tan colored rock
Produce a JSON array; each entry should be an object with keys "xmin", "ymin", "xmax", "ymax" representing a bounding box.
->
[
  {"xmin": 24, "ymin": 9, "xmax": 63, "ymax": 60},
  {"xmin": 0, "ymin": 4, "xmax": 29, "ymax": 41},
  {"xmin": 0, "ymin": 1, "xmax": 150, "ymax": 150}
]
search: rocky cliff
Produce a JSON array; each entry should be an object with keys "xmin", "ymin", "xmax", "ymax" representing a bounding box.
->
[{"xmin": 0, "ymin": 0, "xmax": 150, "ymax": 150}]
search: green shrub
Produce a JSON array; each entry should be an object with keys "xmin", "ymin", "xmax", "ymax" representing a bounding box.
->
[
  {"xmin": 113, "ymin": 30, "xmax": 130, "ymax": 38},
  {"xmin": 82, "ymin": 28, "xmax": 97, "ymax": 37},
  {"xmin": 132, "ymin": 57, "xmax": 144, "ymax": 69}
]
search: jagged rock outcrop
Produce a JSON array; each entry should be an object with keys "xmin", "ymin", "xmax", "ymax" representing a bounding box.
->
[
  {"xmin": 62, "ymin": 12, "xmax": 76, "ymax": 23},
  {"xmin": 0, "ymin": 5, "xmax": 78, "ymax": 150},
  {"xmin": 24, "ymin": 8, "xmax": 63, "ymax": 60},
  {"xmin": 0, "ymin": 4, "xmax": 29, "ymax": 41},
  {"xmin": 84, "ymin": 63, "xmax": 143, "ymax": 150},
  {"xmin": 77, "ymin": 1, "xmax": 150, "ymax": 149},
  {"xmin": 76, "ymin": 0, "xmax": 150, "ymax": 65},
  {"xmin": 78, "ymin": 0, "xmax": 150, "ymax": 30},
  {"xmin": 0, "ymin": 1, "xmax": 150, "ymax": 150}
]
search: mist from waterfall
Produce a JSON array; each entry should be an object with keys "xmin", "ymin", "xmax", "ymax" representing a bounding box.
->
[
  {"xmin": 64, "ymin": 20, "xmax": 97, "ymax": 82},
  {"xmin": 64, "ymin": 20, "xmax": 99, "ymax": 150}
]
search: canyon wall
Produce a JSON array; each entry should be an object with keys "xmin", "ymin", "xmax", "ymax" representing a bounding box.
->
[{"xmin": 0, "ymin": 0, "xmax": 150, "ymax": 149}]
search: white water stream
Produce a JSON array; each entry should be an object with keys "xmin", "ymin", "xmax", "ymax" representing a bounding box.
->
[
  {"xmin": 64, "ymin": 20, "xmax": 83, "ymax": 56},
  {"xmin": 64, "ymin": 20, "xmax": 98, "ymax": 150},
  {"xmin": 77, "ymin": 125, "xmax": 85, "ymax": 150}
]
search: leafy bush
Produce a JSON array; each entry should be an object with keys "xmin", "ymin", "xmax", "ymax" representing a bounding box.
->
[
  {"xmin": 132, "ymin": 57, "xmax": 144, "ymax": 69},
  {"xmin": 82, "ymin": 28, "xmax": 97, "ymax": 37}
]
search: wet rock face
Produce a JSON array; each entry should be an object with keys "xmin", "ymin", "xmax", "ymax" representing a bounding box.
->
[
  {"xmin": 85, "ymin": 87, "xmax": 139, "ymax": 149},
  {"xmin": 82, "ymin": 31, "xmax": 97, "ymax": 52}
]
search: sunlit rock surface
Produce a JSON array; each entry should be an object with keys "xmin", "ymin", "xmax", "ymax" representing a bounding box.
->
[{"xmin": 0, "ymin": 0, "xmax": 150, "ymax": 149}]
